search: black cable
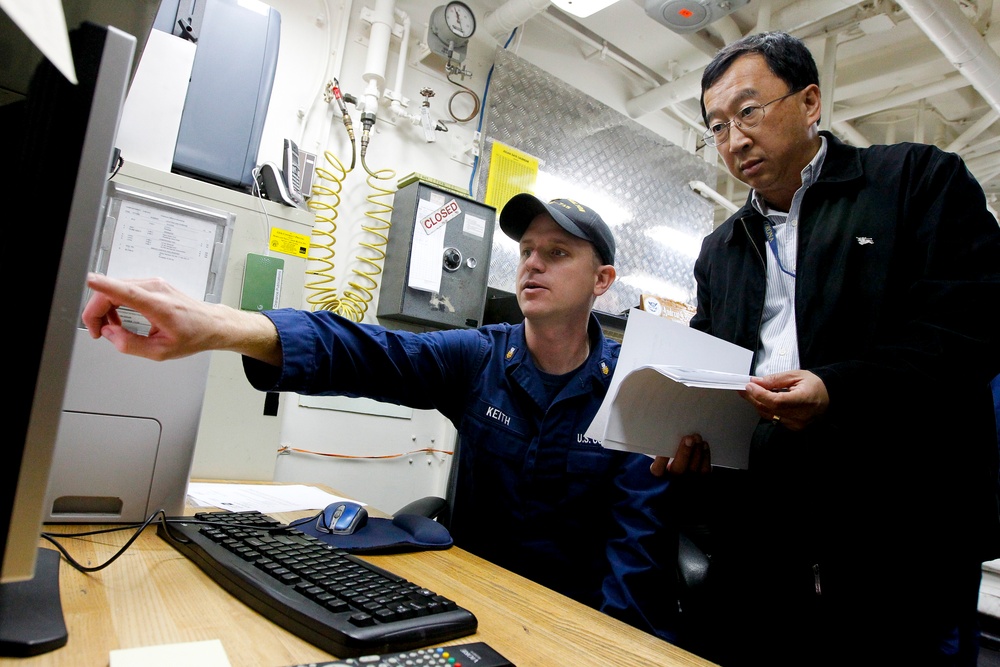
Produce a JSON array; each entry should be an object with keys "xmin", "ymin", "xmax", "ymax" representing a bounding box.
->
[
  {"xmin": 108, "ymin": 153, "xmax": 124, "ymax": 180},
  {"xmin": 41, "ymin": 509, "xmax": 172, "ymax": 573},
  {"xmin": 286, "ymin": 512, "xmax": 322, "ymax": 530},
  {"xmin": 41, "ymin": 510, "xmax": 306, "ymax": 574}
]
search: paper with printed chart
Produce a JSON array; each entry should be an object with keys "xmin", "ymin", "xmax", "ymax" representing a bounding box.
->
[{"xmin": 585, "ymin": 308, "xmax": 759, "ymax": 469}]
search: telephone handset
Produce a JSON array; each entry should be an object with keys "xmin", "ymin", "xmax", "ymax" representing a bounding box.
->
[
  {"xmin": 283, "ymin": 138, "xmax": 303, "ymax": 201},
  {"xmin": 255, "ymin": 162, "xmax": 300, "ymax": 208},
  {"xmin": 254, "ymin": 138, "xmax": 306, "ymax": 208}
]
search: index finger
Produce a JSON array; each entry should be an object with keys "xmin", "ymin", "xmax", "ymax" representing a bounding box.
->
[
  {"xmin": 83, "ymin": 273, "xmax": 153, "ymax": 317},
  {"xmin": 670, "ymin": 439, "xmax": 694, "ymax": 473},
  {"xmin": 669, "ymin": 435, "xmax": 705, "ymax": 474},
  {"xmin": 81, "ymin": 274, "xmax": 123, "ymax": 336}
]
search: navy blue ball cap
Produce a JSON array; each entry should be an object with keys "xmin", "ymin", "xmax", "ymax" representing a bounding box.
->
[{"xmin": 499, "ymin": 194, "xmax": 616, "ymax": 266}]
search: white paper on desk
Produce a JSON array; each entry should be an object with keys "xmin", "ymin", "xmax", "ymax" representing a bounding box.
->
[
  {"xmin": 586, "ymin": 308, "xmax": 757, "ymax": 469},
  {"xmin": 110, "ymin": 639, "xmax": 231, "ymax": 667},
  {"xmin": 186, "ymin": 483, "xmax": 361, "ymax": 514}
]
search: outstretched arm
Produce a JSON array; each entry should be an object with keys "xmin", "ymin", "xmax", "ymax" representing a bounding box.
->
[{"xmin": 83, "ymin": 273, "xmax": 282, "ymax": 366}]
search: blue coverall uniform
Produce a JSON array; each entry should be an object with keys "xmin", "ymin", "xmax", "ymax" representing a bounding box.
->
[{"xmin": 242, "ymin": 309, "xmax": 679, "ymax": 640}]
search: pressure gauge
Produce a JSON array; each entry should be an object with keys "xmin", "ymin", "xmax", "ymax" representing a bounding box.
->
[
  {"xmin": 434, "ymin": 1, "xmax": 476, "ymax": 40},
  {"xmin": 428, "ymin": 1, "xmax": 476, "ymax": 62}
]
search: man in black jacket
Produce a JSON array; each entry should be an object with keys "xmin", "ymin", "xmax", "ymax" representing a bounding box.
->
[{"xmin": 655, "ymin": 30, "xmax": 1000, "ymax": 666}]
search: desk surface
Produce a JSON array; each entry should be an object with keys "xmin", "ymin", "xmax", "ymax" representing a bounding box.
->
[{"xmin": 3, "ymin": 496, "xmax": 717, "ymax": 666}]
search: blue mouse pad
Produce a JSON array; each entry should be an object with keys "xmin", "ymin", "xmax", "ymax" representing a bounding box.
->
[{"xmin": 293, "ymin": 513, "xmax": 453, "ymax": 554}]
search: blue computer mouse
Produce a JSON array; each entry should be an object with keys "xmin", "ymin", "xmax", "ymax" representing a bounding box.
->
[{"xmin": 316, "ymin": 501, "xmax": 368, "ymax": 535}]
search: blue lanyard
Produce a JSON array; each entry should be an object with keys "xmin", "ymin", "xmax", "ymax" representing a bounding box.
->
[{"xmin": 763, "ymin": 220, "xmax": 796, "ymax": 278}]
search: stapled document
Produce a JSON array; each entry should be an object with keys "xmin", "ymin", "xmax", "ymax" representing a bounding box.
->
[{"xmin": 586, "ymin": 308, "xmax": 760, "ymax": 469}]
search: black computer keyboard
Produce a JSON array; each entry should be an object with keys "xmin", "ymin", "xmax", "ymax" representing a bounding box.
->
[{"xmin": 157, "ymin": 510, "xmax": 478, "ymax": 658}]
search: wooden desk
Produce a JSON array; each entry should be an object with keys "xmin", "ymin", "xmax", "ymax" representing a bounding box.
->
[{"xmin": 2, "ymin": 506, "xmax": 717, "ymax": 666}]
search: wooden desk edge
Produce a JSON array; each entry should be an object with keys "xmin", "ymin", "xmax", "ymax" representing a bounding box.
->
[{"xmin": 3, "ymin": 482, "xmax": 718, "ymax": 666}]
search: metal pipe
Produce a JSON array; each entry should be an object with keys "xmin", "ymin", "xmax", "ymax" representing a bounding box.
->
[
  {"xmin": 688, "ymin": 180, "xmax": 739, "ymax": 213},
  {"xmin": 947, "ymin": 109, "xmax": 1000, "ymax": 153},
  {"xmin": 819, "ymin": 33, "xmax": 837, "ymax": 132},
  {"xmin": 625, "ymin": 0, "xmax": 867, "ymax": 118},
  {"xmin": 483, "ymin": 0, "xmax": 552, "ymax": 40},
  {"xmin": 831, "ymin": 73, "xmax": 969, "ymax": 123},
  {"xmin": 895, "ymin": 0, "xmax": 1000, "ymax": 115}
]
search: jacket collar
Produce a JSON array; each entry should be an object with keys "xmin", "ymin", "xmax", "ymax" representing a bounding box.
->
[
  {"xmin": 506, "ymin": 314, "xmax": 614, "ymax": 393},
  {"xmin": 814, "ymin": 130, "xmax": 863, "ymax": 185},
  {"xmin": 723, "ymin": 130, "xmax": 864, "ymax": 245}
]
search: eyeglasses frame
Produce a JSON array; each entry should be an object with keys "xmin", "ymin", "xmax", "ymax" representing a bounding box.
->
[{"xmin": 702, "ymin": 88, "xmax": 804, "ymax": 147}]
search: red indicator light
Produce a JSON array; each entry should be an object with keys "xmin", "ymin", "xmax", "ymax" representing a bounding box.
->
[{"xmin": 678, "ymin": 8, "xmax": 693, "ymax": 17}]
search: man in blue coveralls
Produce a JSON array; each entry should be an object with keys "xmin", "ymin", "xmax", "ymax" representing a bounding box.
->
[{"xmin": 82, "ymin": 193, "xmax": 707, "ymax": 643}]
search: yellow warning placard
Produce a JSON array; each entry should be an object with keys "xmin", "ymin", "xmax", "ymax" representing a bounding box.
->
[
  {"xmin": 484, "ymin": 141, "xmax": 540, "ymax": 212},
  {"xmin": 268, "ymin": 227, "xmax": 310, "ymax": 258}
]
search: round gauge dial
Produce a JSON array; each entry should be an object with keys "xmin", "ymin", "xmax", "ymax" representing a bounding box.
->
[{"xmin": 441, "ymin": 1, "xmax": 476, "ymax": 39}]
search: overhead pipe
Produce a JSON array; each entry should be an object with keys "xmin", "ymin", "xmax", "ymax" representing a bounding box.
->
[
  {"xmin": 963, "ymin": 151, "xmax": 1000, "ymax": 176},
  {"xmin": 963, "ymin": 134, "xmax": 1000, "ymax": 160},
  {"xmin": 679, "ymin": 29, "xmax": 727, "ymax": 59},
  {"xmin": 754, "ymin": 0, "xmax": 774, "ymax": 33},
  {"xmin": 625, "ymin": 67, "xmax": 703, "ymax": 119},
  {"xmin": 833, "ymin": 120, "xmax": 872, "ymax": 147},
  {"xmin": 831, "ymin": 73, "xmax": 969, "ymax": 123},
  {"xmin": 707, "ymin": 15, "xmax": 741, "ymax": 46},
  {"xmin": 972, "ymin": 164, "xmax": 1000, "ymax": 193},
  {"xmin": 818, "ymin": 33, "xmax": 837, "ymax": 132},
  {"xmin": 895, "ymin": 0, "xmax": 1000, "ymax": 116},
  {"xmin": 537, "ymin": 9, "xmax": 661, "ymax": 86},
  {"xmin": 483, "ymin": 0, "xmax": 552, "ymax": 40},
  {"xmin": 964, "ymin": 142, "xmax": 1000, "ymax": 170},
  {"xmin": 625, "ymin": 0, "xmax": 867, "ymax": 119},
  {"xmin": 946, "ymin": 109, "xmax": 1000, "ymax": 153},
  {"xmin": 772, "ymin": 0, "xmax": 862, "ymax": 35},
  {"xmin": 689, "ymin": 180, "xmax": 739, "ymax": 213},
  {"xmin": 914, "ymin": 98, "xmax": 927, "ymax": 144}
]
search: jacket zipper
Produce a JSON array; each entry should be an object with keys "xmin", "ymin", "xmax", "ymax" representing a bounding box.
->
[{"xmin": 813, "ymin": 563, "xmax": 822, "ymax": 595}]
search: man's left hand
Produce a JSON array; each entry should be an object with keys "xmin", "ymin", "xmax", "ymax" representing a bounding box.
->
[
  {"xmin": 650, "ymin": 434, "xmax": 711, "ymax": 477},
  {"xmin": 742, "ymin": 369, "xmax": 829, "ymax": 431}
]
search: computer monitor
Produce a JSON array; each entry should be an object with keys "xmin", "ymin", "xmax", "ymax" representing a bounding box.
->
[{"xmin": 0, "ymin": 22, "xmax": 137, "ymax": 656}]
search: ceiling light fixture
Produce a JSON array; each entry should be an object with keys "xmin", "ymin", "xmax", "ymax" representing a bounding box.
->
[{"xmin": 550, "ymin": 0, "xmax": 621, "ymax": 19}]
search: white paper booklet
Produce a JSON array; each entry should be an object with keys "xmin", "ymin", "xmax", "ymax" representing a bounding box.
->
[{"xmin": 586, "ymin": 308, "xmax": 760, "ymax": 469}]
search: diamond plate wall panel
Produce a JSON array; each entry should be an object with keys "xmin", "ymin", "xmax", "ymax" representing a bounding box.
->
[{"xmin": 478, "ymin": 47, "xmax": 714, "ymax": 315}]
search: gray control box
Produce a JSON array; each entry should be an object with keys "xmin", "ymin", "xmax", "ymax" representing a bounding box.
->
[
  {"xmin": 155, "ymin": 0, "xmax": 281, "ymax": 191},
  {"xmin": 378, "ymin": 182, "xmax": 496, "ymax": 329}
]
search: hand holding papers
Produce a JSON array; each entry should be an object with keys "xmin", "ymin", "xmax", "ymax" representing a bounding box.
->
[{"xmin": 586, "ymin": 309, "xmax": 760, "ymax": 469}]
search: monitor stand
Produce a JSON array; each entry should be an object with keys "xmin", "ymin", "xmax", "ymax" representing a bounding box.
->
[{"xmin": 0, "ymin": 548, "xmax": 68, "ymax": 656}]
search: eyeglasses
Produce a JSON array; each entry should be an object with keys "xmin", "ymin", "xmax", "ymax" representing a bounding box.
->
[{"xmin": 702, "ymin": 89, "xmax": 802, "ymax": 146}]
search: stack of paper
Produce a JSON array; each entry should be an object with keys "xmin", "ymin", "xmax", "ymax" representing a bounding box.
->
[{"xmin": 586, "ymin": 309, "xmax": 760, "ymax": 469}]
